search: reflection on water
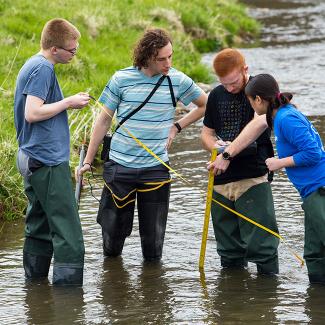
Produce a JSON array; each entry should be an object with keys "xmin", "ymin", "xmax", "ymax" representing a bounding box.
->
[
  {"xmin": 305, "ymin": 285, "xmax": 325, "ymax": 323},
  {"xmin": 1, "ymin": 0, "xmax": 325, "ymax": 323},
  {"xmin": 98, "ymin": 258, "xmax": 174, "ymax": 324},
  {"xmin": 24, "ymin": 283, "xmax": 85, "ymax": 324},
  {"xmin": 204, "ymin": 269, "xmax": 280, "ymax": 323}
]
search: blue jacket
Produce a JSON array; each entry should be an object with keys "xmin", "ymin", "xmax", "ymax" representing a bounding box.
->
[{"xmin": 274, "ymin": 104, "xmax": 325, "ymax": 198}]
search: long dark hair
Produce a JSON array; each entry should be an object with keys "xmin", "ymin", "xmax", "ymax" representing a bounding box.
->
[{"xmin": 245, "ymin": 74, "xmax": 293, "ymax": 129}]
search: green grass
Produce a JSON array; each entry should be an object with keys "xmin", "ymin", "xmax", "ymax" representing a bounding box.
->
[{"xmin": 0, "ymin": 0, "xmax": 258, "ymax": 219}]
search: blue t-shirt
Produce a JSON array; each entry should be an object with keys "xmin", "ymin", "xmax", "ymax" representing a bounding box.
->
[
  {"xmin": 274, "ymin": 104, "xmax": 325, "ymax": 198},
  {"xmin": 14, "ymin": 54, "xmax": 70, "ymax": 165},
  {"xmin": 99, "ymin": 66, "xmax": 203, "ymax": 168}
]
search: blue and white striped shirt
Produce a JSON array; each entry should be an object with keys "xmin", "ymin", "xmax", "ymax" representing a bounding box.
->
[{"xmin": 99, "ymin": 66, "xmax": 203, "ymax": 168}]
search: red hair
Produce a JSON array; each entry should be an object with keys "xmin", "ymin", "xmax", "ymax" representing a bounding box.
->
[{"xmin": 213, "ymin": 48, "xmax": 246, "ymax": 77}]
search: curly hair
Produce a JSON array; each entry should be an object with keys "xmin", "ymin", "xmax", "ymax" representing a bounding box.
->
[{"xmin": 133, "ymin": 28, "xmax": 172, "ymax": 69}]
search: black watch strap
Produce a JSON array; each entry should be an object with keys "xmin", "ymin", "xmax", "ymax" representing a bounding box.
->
[
  {"xmin": 222, "ymin": 151, "xmax": 233, "ymax": 161},
  {"xmin": 174, "ymin": 122, "xmax": 182, "ymax": 133}
]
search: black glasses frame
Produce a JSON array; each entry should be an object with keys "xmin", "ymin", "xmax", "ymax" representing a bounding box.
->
[{"xmin": 57, "ymin": 44, "xmax": 79, "ymax": 55}]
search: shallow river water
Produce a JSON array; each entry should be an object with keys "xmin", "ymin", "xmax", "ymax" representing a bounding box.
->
[{"xmin": 1, "ymin": 0, "xmax": 325, "ymax": 324}]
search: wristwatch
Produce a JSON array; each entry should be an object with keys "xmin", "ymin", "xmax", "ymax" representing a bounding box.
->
[
  {"xmin": 174, "ymin": 122, "xmax": 182, "ymax": 133},
  {"xmin": 222, "ymin": 151, "xmax": 233, "ymax": 161}
]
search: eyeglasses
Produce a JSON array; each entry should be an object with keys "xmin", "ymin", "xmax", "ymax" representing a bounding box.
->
[{"xmin": 58, "ymin": 44, "xmax": 79, "ymax": 55}]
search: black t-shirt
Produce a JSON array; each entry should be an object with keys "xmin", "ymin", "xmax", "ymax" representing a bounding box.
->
[{"xmin": 203, "ymin": 84, "xmax": 274, "ymax": 185}]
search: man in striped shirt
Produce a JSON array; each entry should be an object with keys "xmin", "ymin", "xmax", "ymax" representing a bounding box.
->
[{"xmin": 79, "ymin": 28, "xmax": 207, "ymax": 261}]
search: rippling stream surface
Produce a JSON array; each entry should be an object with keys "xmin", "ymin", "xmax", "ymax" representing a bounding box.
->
[{"xmin": 1, "ymin": 1, "xmax": 325, "ymax": 324}]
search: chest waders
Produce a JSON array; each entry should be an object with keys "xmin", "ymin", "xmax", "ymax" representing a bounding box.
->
[
  {"xmin": 211, "ymin": 182, "xmax": 279, "ymax": 275},
  {"xmin": 21, "ymin": 161, "xmax": 85, "ymax": 285},
  {"xmin": 97, "ymin": 75, "xmax": 176, "ymax": 261},
  {"xmin": 98, "ymin": 162, "xmax": 171, "ymax": 261},
  {"xmin": 302, "ymin": 187, "xmax": 325, "ymax": 284}
]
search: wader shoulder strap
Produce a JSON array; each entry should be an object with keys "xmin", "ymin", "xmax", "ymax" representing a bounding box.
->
[
  {"xmin": 114, "ymin": 74, "xmax": 166, "ymax": 133},
  {"xmin": 166, "ymin": 75, "xmax": 176, "ymax": 108},
  {"xmin": 101, "ymin": 74, "xmax": 177, "ymax": 161}
]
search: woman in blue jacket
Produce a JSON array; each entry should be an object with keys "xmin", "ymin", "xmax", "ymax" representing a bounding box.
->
[{"xmin": 245, "ymin": 73, "xmax": 325, "ymax": 284}]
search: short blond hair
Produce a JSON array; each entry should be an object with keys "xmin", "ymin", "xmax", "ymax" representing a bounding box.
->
[
  {"xmin": 41, "ymin": 18, "xmax": 80, "ymax": 50},
  {"xmin": 213, "ymin": 48, "xmax": 246, "ymax": 77}
]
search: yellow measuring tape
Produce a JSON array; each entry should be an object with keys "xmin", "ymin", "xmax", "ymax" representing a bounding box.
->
[
  {"xmin": 90, "ymin": 96, "xmax": 192, "ymax": 186},
  {"xmin": 90, "ymin": 97, "xmax": 304, "ymax": 267},
  {"xmin": 210, "ymin": 197, "xmax": 304, "ymax": 267}
]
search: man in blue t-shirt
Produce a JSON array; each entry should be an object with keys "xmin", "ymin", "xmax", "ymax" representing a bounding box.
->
[
  {"xmin": 14, "ymin": 18, "xmax": 90, "ymax": 285},
  {"xmin": 78, "ymin": 28, "xmax": 207, "ymax": 261}
]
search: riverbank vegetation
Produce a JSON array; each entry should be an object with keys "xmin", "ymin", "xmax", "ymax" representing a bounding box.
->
[{"xmin": 0, "ymin": 0, "xmax": 259, "ymax": 219}]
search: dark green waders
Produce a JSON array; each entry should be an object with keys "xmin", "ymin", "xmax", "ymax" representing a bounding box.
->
[
  {"xmin": 211, "ymin": 182, "xmax": 279, "ymax": 274},
  {"xmin": 302, "ymin": 189, "xmax": 325, "ymax": 284},
  {"xmin": 23, "ymin": 162, "xmax": 85, "ymax": 285}
]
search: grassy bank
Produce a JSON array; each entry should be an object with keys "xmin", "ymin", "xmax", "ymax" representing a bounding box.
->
[{"xmin": 0, "ymin": 0, "xmax": 259, "ymax": 219}]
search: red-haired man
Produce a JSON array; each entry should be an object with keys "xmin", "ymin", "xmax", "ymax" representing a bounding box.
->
[{"xmin": 201, "ymin": 49, "xmax": 279, "ymax": 275}]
